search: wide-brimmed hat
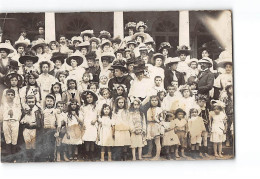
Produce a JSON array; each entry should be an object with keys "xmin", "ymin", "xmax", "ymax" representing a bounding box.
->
[
  {"xmin": 136, "ymin": 21, "xmax": 148, "ymax": 31},
  {"xmin": 8, "ymin": 60, "xmax": 19, "ymax": 69},
  {"xmin": 98, "ymin": 30, "xmax": 111, "ymax": 39},
  {"xmin": 175, "ymin": 108, "xmax": 186, "ymax": 116},
  {"xmin": 153, "ymin": 53, "xmax": 164, "ymax": 60},
  {"xmin": 165, "ymin": 57, "xmax": 180, "ymax": 65},
  {"xmin": 176, "ymin": 45, "xmax": 192, "ymax": 56},
  {"xmin": 46, "ymin": 93, "xmax": 56, "ymax": 101},
  {"xmin": 126, "ymin": 40, "xmax": 137, "ymax": 47},
  {"xmin": 217, "ymin": 58, "xmax": 232, "ymax": 68},
  {"xmin": 71, "ymin": 36, "xmax": 83, "ymax": 44},
  {"xmin": 114, "ymin": 48, "xmax": 125, "ymax": 55},
  {"xmin": 188, "ymin": 58, "xmax": 199, "ymax": 66},
  {"xmin": 133, "ymin": 63, "xmax": 145, "ymax": 74},
  {"xmin": 31, "ymin": 39, "xmax": 46, "ymax": 50},
  {"xmin": 14, "ymin": 39, "xmax": 30, "ymax": 49},
  {"xmin": 19, "ymin": 51, "xmax": 38, "ymax": 64},
  {"xmin": 85, "ymin": 51, "xmax": 97, "ymax": 61},
  {"xmin": 132, "ymin": 32, "xmax": 148, "ymax": 41},
  {"xmin": 125, "ymin": 22, "xmax": 137, "ymax": 31},
  {"xmin": 80, "ymin": 30, "xmax": 94, "ymax": 38},
  {"xmin": 126, "ymin": 57, "xmax": 136, "ymax": 65},
  {"xmin": 158, "ymin": 42, "xmax": 172, "ymax": 52},
  {"xmin": 111, "ymin": 59, "xmax": 127, "ymax": 71},
  {"xmin": 66, "ymin": 51, "xmax": 84, "ymax": 66},
  {"xmin": 50, "ymin": 52, "xmax": 67, "ymax": 64},
  {"xmin": 89, "ymin": 37, "xmax": 100, "ymax": 45},
  {"xmin": 111, "ymin": 36, "xmax": 122, "ymax": 44},
  {"xmin": 49, "ymin": 40, "xmax": 59, "ymax": 47},
  {"xmin": 138, "ymin": 44, "xmax": 148, "ymax": 51},
  {"xmin": 81, "ymin": 90, "xmax": 98, "ymax": 102},
  {"xmin": 144, "ymin": 36, "xmax": 155, "ymax": 45},
  {"xmin": 0, "ymin": 43, "xmax": 15, "ymax": 54},
  {"xmin": 101, "ymin": 51, "xmax": 115, "ymax": 63},
  {"xmin": 78, "ymin": 41, "xmax": 90, "ymax": 49},
  {"xmin": 100, "ymin": 39, "xmax": 112, "ymax": 48},
  {"xmin": 198, "ymin": 57, "xmax": 213, "ymax": 68},
  {"xmin": 4, "ymin": 73, "xmax": 23, "ymax": 87}
]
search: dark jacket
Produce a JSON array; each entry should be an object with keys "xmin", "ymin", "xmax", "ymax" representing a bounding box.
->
[
  {"xmin": 164, "ymin": 69, "xmax": 185, "ymax": 89},
  {"xmin": 108, "ymin": 76, "xmax": 131, "ymax": 95},
  {"xmin": 197, "ymin": 69, "xmax": 215, "ymax": 95}
]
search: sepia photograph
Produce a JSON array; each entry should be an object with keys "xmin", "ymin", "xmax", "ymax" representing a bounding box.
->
[{"xmin": 0, "ymin": 10, "xmax": 234, "ymax": 163}]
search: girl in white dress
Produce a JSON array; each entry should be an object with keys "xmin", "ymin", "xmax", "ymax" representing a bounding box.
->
[
  {"xmin": 97, "ymin": 104, "xmax": 115, "ymax": 161},
  {"xmin": 50, "ymin": 82, "xmax": 62, "ymax": 106},
  {"xmin": 129, "ymin": 98, "xmax": 147, "ymax": 161},
  {"xmin": 113, "ymin": 96, "xmax": 131, "ymax": 161},
  {"xmin": 96, "ymin": 88, "xmax": 112, "ymax": 115},
  {"xmin": 79, "ymin": 90, "xmax": 98, "ymax": 160},
  {"xmin": 209, "ymin": 101, "xmax": 227, "ymax": 158}
]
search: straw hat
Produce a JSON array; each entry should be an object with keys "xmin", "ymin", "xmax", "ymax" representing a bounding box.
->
[
  {"xmin": 98, "ymin": 30, "xmax": 111, "ymax": 39},
  {"xmin": 71, "ymin": 36, "xmax": 83, "ymax": 44},
  {"xmin": 125, "ymin": 22, "xmax": 137, "ymax": 30},
  {"xmin": 198, "ymin": 57, "xmax": 213, "ymax": 68},
  {"xmin": 66, "ymin": 51, "xmax": 84, "ymax": 66},
  {"xmin": 188, "ymin": 58, "xmax": 199, "ymax": 67},
  {"xmin": 132, "ymin": 32, "xmax": 148, "ymax": 41},
  {"xmin": 0, "ymin": 43, "xmax": 15, "ymax": 54},
  {"xmin": 4, "ymin": 73, "xmax": 23, "ymax": 87},
  {"xmin": 101, "ymin": 51, "xmax": 115, "ymax": 63},
  {"xmin": 136, "ymin": 21, "xmax": 148, "ymax": 31},
  {"xmin": 176, "ymin": 45, "xmax": 192, "ymax": 56},
  {"xmin": 165, "ymin": 57, "xmax": 180, "ymax": 65},
  {"xmin": 217, "ymin": 58, "xmax": 232, "ymax": 68},
  {"xmin": 31, "ymin": 39, "xmax": 46, "ymax": 50},
  {"xmin": 158, "ymin": 42, "xmax": 172, "ymax": 52},
  {"xmin": 78, "ymin": 41, "xmax": 90, "ymax": 49},
  {"xmin": 80, "ymin": 30, "xmax": 94, "ymax": 38},
  {"xmin": 89, "ymin": 37, "xmax": 100, "ymax": 45},
  {"xmin": 100, "ymin": 39, "xmax": 112, "ymax": 47},
  {"xmin": 144, "ymin": 36, "xmax": 155, "ymax": 45},
  {"xmin": 50, "ymin": 52, "xmax": 67, "ymax": 64},
  {"xmin": 14, "ymin": 39, "xmax": 30, "ymax": 49}
]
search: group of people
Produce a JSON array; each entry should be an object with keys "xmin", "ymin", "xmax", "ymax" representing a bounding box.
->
[{"xmin": 0, "ymin": 20, "xmax": 233, "ymax": 163}]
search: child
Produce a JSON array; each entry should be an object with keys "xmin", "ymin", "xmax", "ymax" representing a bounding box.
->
[
  {"xmin": 87, "ymin": 82, "xmax": 99, "ymax": 95},
  {"xmin": 209, "ymin": 100, "xmax": 227, "ymax": 158},
  {"xmin": 0, "ymin": 89, "xmax": 22, "ymax": 162},
  {"xmin": 20, "ymin": 95, "xmax": 43, "ymax": 162},
  {"xmin": 78, "ymin": 72, "xmax": 93, "ymax": 95},
  {"xmin": 113, "ymin": 96, "xmax": 131, "ymax": 161},
  {"xmin": 162, "ymin": 85, "xmax": 179, "ymax": 112},
  {"xmin": 54, "ymin": 101, "xmax": 69, "ymax": 162},
  {"xmin": 188, "ymin": 108, "xmax": 206, "ymax": 159},
  {"xmin": 144, "ymin": 95, "xmax": 164, "ymax": 160},
  {"xmin": 97, "ymin": 104, "xmax": 115, "ymax": 161},
  {"xmin": 18, "ymin": 51, "xmax": 39, "ymax": 78},
  {"xmin": 162, "ymin": 112, "xmax": 180, "ymax": 160},
  {"xmin": 129, "ymin": 98, "xmax": 147, "ymax": 161},
  {"xmin": 178, "ymin": 85, "xmax": 197, "ymax": 116},
  {"xmin": 62, "ymin": 79, "xmax": 81, "ymax": 105},
  {"xmin": 41, "ymin": 93, "xmax": 58, "ymax": 162},
  {"xmin": 79, "ymin": 90, "xmax": 98, "ymax": 161},
  {"xmin": 50, "ymin": 82, "xmax": 63, "ymax": 105},
  {"xmin": 173, "ymin": 108, "xmax": 188, "ymax": 158},
  {"xmin": 187, "ymin": 58, "xmax": 199, "ymax": 79},
  {"xmin": 96, "ymin": 88, "xmax": 112, "ymax": 114},
  {"xmin": 223, "ymin": 85, "xmax": 233, "ymax": 147},
  {"xmin": 56, "ymin": 71, "xmax": 68, "ymax": 92},
  {"xmin": 62, "ymin": 99, "xmax": 83, "ymax": 160},
  {"xmin": 197, "ymin": 94, "xmax": 210, "ymax": 157},
  {"xmin": 99, "ymin": 75, "xmax": 109, "ymax": 89}
]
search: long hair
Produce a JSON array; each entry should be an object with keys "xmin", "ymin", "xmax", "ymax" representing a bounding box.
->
[
  {"xmin": 100, "ymin": 103, "xmax": 112, "ymax": 118},
  {"xmin": 67, "ymin": 79, "xmax": 77, "ymax": 90},
  {"xmin": 67, "ymin": 98, "xmax": 80, "ymax": 118},
  {"xmin": 81, "ymin": 92, "xmax": 97, "ymax": 108},
  {"xmin": 113, "ymin": 84, "xmax": 127, "ymax": 100},
  {"xmin": 114, "ymin": 96, "xmax": 128, "ymax": 114},
  {"xmin": 129, "ymin": 98, "xmax": 144, "ymax": 117},
  {"xmin": 149, "ymin": 95, "xmax": 161, "ymax": 108},
  {"xmin": 50, "ymin": 82, "xmax": 62, "ymax": 96}
]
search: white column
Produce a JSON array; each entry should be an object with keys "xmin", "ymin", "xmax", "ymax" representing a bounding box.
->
[
  {"xmin": 179, "ymin": 11, "xmax": 190, "ymax": 47},
  {"xmin": 113, "ymin": 12, "xmax": 124, "ymax": 39},
  {"xmin": 45, "ymin": 12, "xmax": 56, "ymax": 42}
]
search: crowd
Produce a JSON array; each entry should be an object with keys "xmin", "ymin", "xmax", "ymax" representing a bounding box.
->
[{"xmin": 0, "ymin": 20, "xmax": 233, "ymax": 163}]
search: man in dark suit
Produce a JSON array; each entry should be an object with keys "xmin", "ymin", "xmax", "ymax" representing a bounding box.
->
[
  {"xmin": 197, "ymin": 58, "xmax": 215, "ymax": 97},
  {"xmin": 164, "ymin": 57, "xmax": 185, "ymax": 89}
]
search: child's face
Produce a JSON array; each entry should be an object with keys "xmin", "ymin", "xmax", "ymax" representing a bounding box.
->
[
  {"xmin": 27, "ymin": 98, "xmax": 36, "ymax": 108},
  {"xmin": 117, "ymin": 99, "xmax": 125, "ymax": 109},
  {"xmin": 136, "ymin": 36, "xmax": 143, "ymax": 43},
  {"xmin": 190, "ymin": 83, "xmax": 197, "ymax": 90},
  {"xmin": 69, "ymin": 81, "xmax": 76, "ymax": 89},
  {"xmin": 10, "ymin": 77, "xmax": 18, "ymax": 87},
  {"xmin": 146, "ymin": 43, "xmax": 152, "ymax": 50},
  {"xmin": 28, "ymin": 76, "xmax": 36, "ymax": 85},
  {"xmin": 59, "ymin": 74, "xmax": 66, "ymax": 82},
  {"xmin": 167, "ymin": 115, "xmax": 174, "ymax": 121},
  {"xmin": 89, "ymin": 85, "xmax": 97, "ymax": 92},
  {"xmin": 214, "ymin": 107, "xmax": 221, "ymax": 115},
  {"xmin": 190, "ymin": 62, "xmax": 197, "ymax": 69},
  {"xmin": 162, "ymin": 49, "xmax": 168, "ymax": 56},
  {"xmin": 154, "ymin": 78, "xmax": 162, "ymax": 86},
  {"xmin": 46, "ymin": 97, "xmax": 55, "ymax": 108},
  {"xmin": 103, "ymin": 45, "xmax": 110, "ymax": 52},
  {"xmin": 177, "ymin": 113, "xmax": 184, "ymax": 119},
  {"xmin": 225, "ymin": 64, "xmax": 232, "ymax": 74},
  {"xmin": 56, "ymin": 103, "xmax": 64, "ymax": 111},
  {"xmin": 55, "ymin": 60, "xmax": 62, "ymax": 68},
  {"xmin": 6, "ymin": 92, "xmax": 15, "ymax": 102},
  {"xmin": 168, "ymin": 87, "xmax": 175, "ymax": 96},
  {"xmin": 179, "ymin": 54, "xmax": 187, "ymax": 61},
  {"xmin": 71, "ymin": 102, "xmax": 77, "ymax": 110},
  {"xmin": 87, "ymin": 59, "xmax": 94, "ymax": 67},
  {"xmin": 86, "ymin": 94, "xmax": 94, "ymax": 104},
  {"xmin": 197, "ymin": 100, "xmax": 206, "ymax": 108},
  {"xmin": 183, "ymin": 90, "xmax": 190, "ymax": 98},
  {"xmin": 41, "ymin": 64, "xmax": 49, "ymax": 73},
  {"xmin": 171, "ymin": 81, "xmax": 178, "ymax": 89},
  {"xmin": 25, "ymin": 60, "xmax": 33, "ymax": 67},
  {"xmin": 190, "ymin": 110, "xmax": 198, "ymax": 117},
  {"xmin": 202, "ymin": 50, "xmax": 209, "ymax": 58},
  {"xmin": 83, "ymin": 74, "xmax": 90, "ymax": 82},
  {"xmin": 103, "ymin": 106, "xmax": 110, "ymax": 115},
  {"xmin": 116, "ymin": 87, "xmax": 124, "ymax": 95},
  {"xmin": 155, "ymin": 58, "xmax": 163, "ymax": 67},
  {"xmin": 150, "ymin": 97, "xmax": 159, "ymax": 107},
  {"xmin": 53, "ymin": 84, "xmax": 60, "ymax": 93},
  {"xmin": 102, "ymin": 90, "xmax": 110, "ymax": 99},
  {"xmin": 159, "ymin": 92, "xmax": 165, "ymax": 101},
  {"xmin": 100, "ymin": 76, "xmax": 108, "ymax": 85},
  {"xmin": 133, "ymin": 101, "xmax": 140, "ymax": 109}
]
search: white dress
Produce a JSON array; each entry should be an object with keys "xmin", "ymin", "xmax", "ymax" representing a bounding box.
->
[
  {"xmin": 114, "ymin": 109, "xmax": 131, "ymax": 146},
  {"xmin": 162, "ymin": 121, "xmax": 180, "ymax": 146},
  {"xmin": 97, "ymin": 116, "xmax": 115, "ymax": 146},
  {"xmin": 80, "ymin": 105, "xmax": 98, "ymax": 142},
  {"xmin": 210, "ymin": 112, "xmax": 227, "ymax": 143}
]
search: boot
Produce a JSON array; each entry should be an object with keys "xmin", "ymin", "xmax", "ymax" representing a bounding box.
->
[
  {"xmin": 108, "ymin": 152, "xmax": 112, "ymax": 161},
  {"xmin": 175, "ymin": 149, "xmax": 180, "ymax": 158},
  {"xmin": 11, "ymin": 144, "xmax": 17, "ymax": 162},
  {"xmin": 31, "ymin": 149, "xmax": 35, "ymax": 162},
  {"xmin": 101, "ymin": 152, "xmax": 105, "ymax": 161},
  {"xmin": 191, "ymin": 150, "xmax": 196, "ymax": 159}
]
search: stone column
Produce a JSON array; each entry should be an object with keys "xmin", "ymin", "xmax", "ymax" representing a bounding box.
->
[
  {"xmin": 179, "ymin": 11, "xmax": 190, "ymax": 47},
  {"xmin": 45, "ymin": 12, "xmax": 56, "ymax": 42},
  {"xmin": 113, "ymin": 12, "xmax": 124, "ymax": 39}
]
